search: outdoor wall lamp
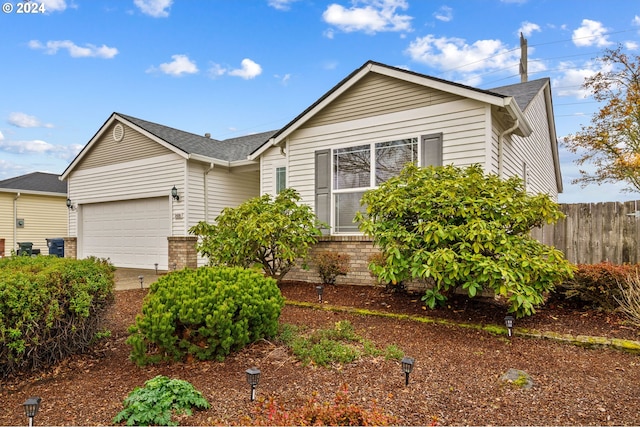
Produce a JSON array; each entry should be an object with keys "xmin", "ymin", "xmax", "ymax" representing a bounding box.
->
[
  {"xmin": 23, "ymin": 397, "xmax": 41, "ymax": 427},
  {"xmin": 246, "ymin": 367, "xmax": 261, "ymax": 401},
  {"xmin": 315, "ymin": 285, "xmax": 324, "ymax": 303},
  {"xmin": 65, "ymin": 198, "xmax": 76, "ymax": 211},
  {"xmin": 171, "ymin": 186, "xmax": 180, "ymax": 201},
  {"xmin": 504, "ymin": 315, "xmax": 514, "ymax": 338},
  {"xmin": 138, "ymin": 275, "xmax": 144, "ymax": 289},
  {"xmin": 401, "ymin": 356, "xmax": 415, "ymax": 386}
]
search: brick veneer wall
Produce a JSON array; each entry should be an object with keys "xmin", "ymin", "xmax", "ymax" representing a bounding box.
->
[
  {"xmin": 286, "ymin": 235, "xmax": 382, "ymax": 286},
  {"xmin": 63, "ymin": 237, "xmax": 77, "ymax": 259},
  {"xmin": 168, "ymin": 236, "xmax": 198, "ymax": 270}
]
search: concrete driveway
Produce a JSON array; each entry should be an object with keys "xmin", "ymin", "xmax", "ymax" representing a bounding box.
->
[{"xmin": 114, "ymin": 268, "xmax": 167, "ymax": 290}]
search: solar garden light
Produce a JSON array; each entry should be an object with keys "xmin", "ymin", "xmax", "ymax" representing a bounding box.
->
[
  {"xmin": 315, "ymin": 285, "xmax": 324, "ymax": 303},
  {"xmin": 401, "ymin": 356, "xmax": 415, "ymax": 386},
  {"xmin": 138, "ymin": 275, "xmax": 144, "ymax": 289},
  {"xmin": 23, "ymin": 397, "xmax": 41, "ymax": 427},
  {"xmin": 246, "ymin": 367, "xmax": 261, "ymax": 401},
  {"xmin": 504, "ymin": 315, "xmax": 515, "ymax": 338}
]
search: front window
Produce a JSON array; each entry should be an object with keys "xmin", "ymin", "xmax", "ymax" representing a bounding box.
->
[
  {"xmin": 275, "ymin": 166, "xmax": 286, "ymax": 194},
  {"xmin": 333, "ymin": 138, "xmax": 417, "ymax": 233}
]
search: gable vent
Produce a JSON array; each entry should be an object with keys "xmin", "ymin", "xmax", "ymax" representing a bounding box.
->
[{"xmin": 113, "ymin": 123, "xmax": 125, "ymax": 142}]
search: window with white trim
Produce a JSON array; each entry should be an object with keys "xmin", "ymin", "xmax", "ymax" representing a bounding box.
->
[
  {"xmin": 332, "ymin": 138, "xmax": 418, "ymax": 233},
  {"xmin": 275, "ymin": 166, "xmax": 286, "ymax": 194}
]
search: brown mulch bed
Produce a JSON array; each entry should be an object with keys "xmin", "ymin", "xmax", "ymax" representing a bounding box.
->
[{"xmin": 1, "ymin": 281, "xmax": 640, "ymax": 426}]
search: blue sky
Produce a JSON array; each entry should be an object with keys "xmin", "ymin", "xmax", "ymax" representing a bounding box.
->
[{"xmin": 1, "ymin": 0, "xmax": 639, "ymax": 203}]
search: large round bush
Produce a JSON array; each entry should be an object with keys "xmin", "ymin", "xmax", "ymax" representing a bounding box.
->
[{"xmin": 127, "ymin": 266, "xmax": 285, "ymax": 365}]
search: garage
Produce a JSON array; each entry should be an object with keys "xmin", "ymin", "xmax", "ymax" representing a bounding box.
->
[{"xmin": 81, "ymin": 197, "xmax": 170, "ymax": 269}]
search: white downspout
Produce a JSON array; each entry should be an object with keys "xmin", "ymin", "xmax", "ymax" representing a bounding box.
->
[
  {"xmin": 13, "ymin": 192, "xmax": 20, "ymax": 251},
  {"xmin": 204, "ymin": 163, "xmax": 214, "ymax": 221},
  {"xmin": 498, "ymin": 120, "xmax": 519, "ymax": 179}
]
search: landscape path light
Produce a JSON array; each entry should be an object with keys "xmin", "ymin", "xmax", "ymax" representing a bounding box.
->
[
  {"xmin": 23, "ymin": 397, "xmax": 41, "ymax": 427},
  {"xmin": 401, "ymin": 356, "xmax": 415, "ymax": 386},
  {"xmin": 154, "ymin": 263, "xmax": 158, "ymax": 274},
  {"xmin": 138, "ymin": 275, "xmax": 144, "ymax": 289},
  {"xmin": 315, "ymin": 285, "xmax": 324, "ymax": 303},
  {"xmin": 246, "ymin": 367, "xmax": 261, "ymax": 401},
  {"xmin": 504, "ymin": 315, "xmax": 514, "ymax": 338}
]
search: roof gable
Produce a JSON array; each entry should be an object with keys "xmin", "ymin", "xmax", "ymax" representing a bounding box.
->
[
  {"xmin": 0, "ymin": 172, "xmax": 66, "ymax": 194},
  {"xmin": 489, "ymin": 78, "xmax": 550, "ymax": 112}
]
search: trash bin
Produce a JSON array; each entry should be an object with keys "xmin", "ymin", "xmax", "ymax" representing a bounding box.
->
[
  {"xmin": 46, "ymin": 238, "xmax": 64, "ymax": 257},
  {"xmin": 17, "ymin": 242, "xmax": 33, "ymax": 256}
]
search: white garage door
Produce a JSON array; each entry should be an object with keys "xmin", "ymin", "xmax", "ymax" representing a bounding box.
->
[{"xmin": 81, "ymin": 197, "xmax": 170, "ymax": 269}]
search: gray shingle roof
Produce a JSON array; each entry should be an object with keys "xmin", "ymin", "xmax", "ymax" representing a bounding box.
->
[
  {"xmin": 489, "ymin": 78, "xmax": 549, "ymax": 111},
  {"xmin": 118, "ymin": 113, "xmax": 276, "ymax": 162},
  {"xmin": 0, "ymin": 172, "xmax": 66, "ymax": 194}
]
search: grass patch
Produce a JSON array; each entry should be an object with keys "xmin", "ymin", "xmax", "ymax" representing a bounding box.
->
[{"xmin": 277, "ymin": 320, "xmax": 404, "ymax": 367}]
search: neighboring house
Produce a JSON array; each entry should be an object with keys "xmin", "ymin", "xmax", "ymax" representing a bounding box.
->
[
  {"xmin": 0, "ymin": 172, "xmax": 68, "ymax": 257},
  {"xmin": 60, "ymin": 113, "xmax": 273, "ymax": 270},
  {"xmin": 62, "ymin": 60, "xmax": 562, "ymax": 274}
]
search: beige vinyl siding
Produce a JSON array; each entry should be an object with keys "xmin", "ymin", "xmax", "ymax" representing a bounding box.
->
[
  {"xmin": 67, "ymin": 153, "xmax": 186, "ymax": 236},
  {"xmin": 302, "ymin": 73, "xmax": 464, "ymax": 129},
  {"xmin": 206, "ymin": 168, "xmax": 259, "ymax": 221},
  {"xmin": 5, "ymin": 194, "xmax": 67, "ymax": 253},
  {"xmin": 260, "ymin": 145, "xmax": 288, "ymax": 196},
  {"xmin": 282, "ymin": 98, "xmax": 489, "ymax": 211},
  {"xmin": 499, "ymin": 91, "xmax": 559, "ymax": 200},
  {"xmin": 76, "ymin": 121, "xmax": 172, "ymax": 171},
  {"xmin": 0, "ymin": 193, "xmax": 14, "ymax": 254}
]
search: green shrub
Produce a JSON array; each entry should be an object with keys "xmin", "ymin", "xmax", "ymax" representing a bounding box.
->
[
  {"xmin": 238, "ymin": 384, "xmax": 397, "ymax": 426},
  {"xmin": 314, "ymin": 251, "xmax": 351, "ymax": 285},
  {"xmin": 0, "ymin": 256, "xmax": 114, "ymax": 377},
  {"xmin": 127, "ymin": 266, "xmax": 285, "ymax": 365},
  {"xmin": 554, "ymin": 262, "xmax": 639, "ymax": 310},
  {"xmin": 113, "ymin": 375, "xmax": 210, "ymax": 426}
]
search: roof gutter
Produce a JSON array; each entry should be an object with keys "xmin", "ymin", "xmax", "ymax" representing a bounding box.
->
[
  {"xmin": 499, "ymin": 120, "xmax": 520, "ymax": 179},
  {"xmin": 503, "ymin": 97, "xmax": 532, "ymax": 137}
]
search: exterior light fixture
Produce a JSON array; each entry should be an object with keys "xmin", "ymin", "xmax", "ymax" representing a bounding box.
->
[
  {"xmin": 504, "ymin": 315, "xmax": 514, "ymax": 338},
  {"xmin": 23, "ymin": 397, "xmax": 41, "ymax": 427},
  {"xmin": 138, "ymin": 275, "xmax": 144, "ymax": 289},
  {"xmin": 246, "ymin": 367, "xmax": 261, "ymax": 401},
  {"xmin": 171, "ymin": 186, "xmax": 180, "ymax": 201},
  {"xmin": 315, "ymin": 285, "xmax": 324, "ymax": 303},
  {"xmin": 154, "ymin": 263, "xmax": 158, "ymax": 274},
  {"xmin": 66, "ymin": 199, "xmax": 76, "ymax": 211},
  {"xmin": 401, "ymin": 356, "xmax": 415, "ymax": 386}
]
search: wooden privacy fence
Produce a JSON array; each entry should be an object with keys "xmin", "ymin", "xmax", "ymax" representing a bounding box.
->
[{"xmin": 531, "ymin": 200, "xmax": 640, "ymax": 265}]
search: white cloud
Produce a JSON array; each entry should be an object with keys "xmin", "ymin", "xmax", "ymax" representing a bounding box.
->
[
  {"xmin": 518, "ymin": 21, "xmax": 541, "ymax": 37},
  {"xmin": 8, "ymin": 112, "xmax": 54, "ymax": 129},
  {"xmin": 29, "ymin": 40, "xmax": 118, "ymax": 58},
  {"xmin": 134, "ymin": 0, "xmax": 173, "ymax": 17},
  {"xmin": 406, "ymin": 35, "xmax": 520, "ymax": 79},
  {"xmin": 268, "ymin": 0, "xmax": 299, "ymax": 11},
  {"xmin": 322, "ymin": 0, "xmax": 412, "ymax": 35},
  {"xmin": 275, "ymin": 73, "xmax": 291, "ymax": 85},
  {"xmin": 552, "ymin": 59, "xmax": 613, "ymax": 98},
  {"xmin": 41, "ymin": 0, "xmax": 68, "ymax": 12},
  {"xmin": 633, "ymin": 15, "xmax": 640, "ymax": 26},
  {"xmin": 626, "ymin": 41, "xmax": 639, "ymax": 51},
  {"xmin": 228, "ymin": 59, "xmax": 262, "ymax": 79},
  {"xmin": 572, "ymin": 19, "xmax": 613, "ymax": 47},
  {"xmin": 433, "ymin": 6, "xmax": 452, "ymax": 22},
  {"xmin": 149, "ymin": 54, "xmax": 199, "ymax": 76},
  {"xmin": 208, "ymin": 63, "xmax": 227, "ymax": 78},
  {"xmin": 0, "ymin": 139, "xmax": 82, "ymax": 160},
  {"xmin": 0, "ymin": 131, "xmax": 4, "ymax": 141}
]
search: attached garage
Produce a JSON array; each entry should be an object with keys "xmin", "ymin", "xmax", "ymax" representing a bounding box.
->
[{"xmin": 80, "ymin": 197, "xmax": 170, "ymax": 269}]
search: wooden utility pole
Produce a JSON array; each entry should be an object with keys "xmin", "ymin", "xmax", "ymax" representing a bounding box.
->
[{"xmin": 519, "ymin": 32, "xmax": 528, "ymax": 82}]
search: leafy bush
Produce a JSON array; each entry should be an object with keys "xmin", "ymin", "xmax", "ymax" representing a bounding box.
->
[
  {"xmin": 127, "ymin": 266, "xmax": 285, "ymax": 365},
  {"xmin": 278, "ymin": 320, "xmax": 403, "ymax": 367},
  {"xmin": 239, "ymin": 384, "xmax": 397, "ymax": 426},
  {"xmin": 356, "ymin": 163, "xmax": 574, "ymax": 317},
  {"xmin": 0, "ymin": 256, "xmax": 114, "ymax": 377},
  {"xmin": 113, "ymin": 375, "xmax": 210, "ymax": 426},
  {"xmin": 554, "ymin": 262, "xmax": 639, "ymax": 310},
  {"xmin": 190, "ymin": 188, "xmax": 324, "ymax": 282},
  {"xmin": 314, "ymin": 251, "xmax": 351, "ymax": 285}
]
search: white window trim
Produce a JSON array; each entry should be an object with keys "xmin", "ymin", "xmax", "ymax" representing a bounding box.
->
[{"xmin": 273, "ymin": 160, "xmax": 287, "ymax": 195}]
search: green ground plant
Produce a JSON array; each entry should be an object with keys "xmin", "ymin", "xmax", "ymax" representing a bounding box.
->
[
  {"xmin": 127, "ymin": 266, "xmax": 284, "ymax": 365},
  {"xmin": 277, "ymin": 320, "xmax": 403, "ymax": 366},
  {"xmin": 113, "ymin": 375, "xmax": 210, "ymax": 426},
  {"xmin": 190, "ymin": 188, "xmax": 324, "ymax": 282},
  {"xmin": 356, "ymin": 163, "xmax": 574, "ymax": 317}
]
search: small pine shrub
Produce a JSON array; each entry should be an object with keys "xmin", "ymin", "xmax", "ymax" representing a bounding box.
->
[
  {"xmin": 554, "ymin": 262, "xmax": 639, "ymax": 310},
  {"xmin": 0, "ymin": 256, "xmax": 114, "ymax": 377},
  {"xmin": 240, "ymin": 384, "xmax": 397, "ymax": 426},
  {"xmin": 113, "ymin": 375, "xmax": 210, "ymax": 426},
  {"xmin": 127, "ymin": 266, "xmax": 285, "ymax": 365},
  {"xmin": 314, "ymin": 251, "xmax": 350, "ymax": 285}
]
